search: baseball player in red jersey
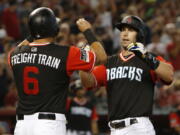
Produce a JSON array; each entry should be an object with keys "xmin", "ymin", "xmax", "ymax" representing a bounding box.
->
[
  {"xmin": 8, "ymin": 7, "xmax": 107, "ymax": 135},
  {"xmin": 79, "ymin": 15, "xmax": 174, "ymax": 135}
]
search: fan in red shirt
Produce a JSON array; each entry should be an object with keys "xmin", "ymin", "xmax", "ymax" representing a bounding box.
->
[
  {"xmin": 2, "ymin": 1, "xmax": 21, "ymax": 40},
  {"xmin": 166, "ymin": 29, "xmax": 180, "ymax": 71}
]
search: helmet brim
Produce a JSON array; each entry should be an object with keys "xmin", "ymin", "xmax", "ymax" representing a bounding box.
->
[{"xmin": 115, "ymin": 23, "xmax": 139, "ymax": 32}]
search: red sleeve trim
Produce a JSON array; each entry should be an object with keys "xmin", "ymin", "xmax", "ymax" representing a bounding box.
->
[
  {"xmin": 156, "ymin": 55, "xmax": 171, "ymax": 64},
  {"xmin": 92, "ymin": 65, "xmax": 107, "ymax": 87},
  {"xmin": 7, "ymin": 47, "xmax": 15, "ymax": 68},
  {"xmin": 66, "ymin": 46, "xmax": 95, "ymax": 76},
  {"xmin": 91, "ymin": 107, "xmax": 98, "ymax": 121}
]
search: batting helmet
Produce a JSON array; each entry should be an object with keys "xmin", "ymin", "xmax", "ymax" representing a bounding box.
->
[
  {"xmin": 115, "ymin": 15, "xmax": 145, "ymax": 43},
  {"xmin": 28, "ymin": 7, "xmax": 60, "ymax": 39}
]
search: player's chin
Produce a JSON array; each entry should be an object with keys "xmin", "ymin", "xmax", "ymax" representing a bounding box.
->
[{"xmin": 121, "ymin": 42, "xmax": 130, "ymax": 49}]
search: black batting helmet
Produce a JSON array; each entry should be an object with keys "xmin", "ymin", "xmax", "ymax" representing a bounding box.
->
[
  {"xmin": 28, "ymin": 7, "xmax": 60, "ymax": 39},
  {"xmin": 115, "ymin": 15, "xmax": 145, "ymax": 43}
]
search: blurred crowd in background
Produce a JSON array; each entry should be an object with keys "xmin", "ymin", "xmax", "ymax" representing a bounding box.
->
[{"xmin": 0, "ymin": 0, "xmax": 180, "ymax": 134}]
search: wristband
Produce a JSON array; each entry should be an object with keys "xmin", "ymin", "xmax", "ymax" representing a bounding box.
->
[
  {"xmin": 144, "ymin": 52, "xmax": 160, "ymax": 70},
  {"xmin": 83, "ymin": 29, "xmax": 98, "ymax": 45}
]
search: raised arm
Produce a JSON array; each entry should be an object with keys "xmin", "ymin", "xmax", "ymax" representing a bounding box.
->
[
  {"xmin": 76, "ymin": 18, "xmax": 107, "ymax": 65},
  {"xmin": 79, "ymin": 71, "xmax": 96, "ymax": 88},
  {"xmin": 127, "ymin": 42, "xmax": 174, "ymax": 84},
  {"xmin": 154, "ymin": 61, "xmax": 174, "ymax": 84}
]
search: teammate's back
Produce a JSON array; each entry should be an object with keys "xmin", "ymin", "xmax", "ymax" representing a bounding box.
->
[
  {"xmin": 10, "ymin": 43, "xmax": 70, "ymax": 115},
  {"xmin": 11, "ymin": 7, "xmax": 107, "ymax": 135}
]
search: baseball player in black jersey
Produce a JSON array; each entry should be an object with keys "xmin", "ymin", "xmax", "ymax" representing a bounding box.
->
[
  {"xmin": 66, "ymin": 79, "xmax": 99, "ymax": 135},
  {"xmin": 79, "ymin": 15, "xmax": 174, "ymax": 135},
  {"xmin": 8, "ymin": 7, "xmax": 107, "ymax": 135}
]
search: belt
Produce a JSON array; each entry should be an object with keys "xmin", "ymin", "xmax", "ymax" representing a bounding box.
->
[
  {"xmin": 110, "ymin": 118, "xmax": 138, "ymax": 129},
  {"xmin": 17, "ymin": 113, "xmax": 56, "ymax": 120}
]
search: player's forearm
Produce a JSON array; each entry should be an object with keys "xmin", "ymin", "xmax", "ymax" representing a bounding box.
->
[
  {"xmin": 76, "ymin": 18, "xmax": 107, "ymax": 65},
  {"xmin": 82, "ymin": 29, "xmax": 107, "ymax": 65},
  {"xmin": 90, "ymin": 41, "xmax": 107, "ymax": 65},
  {"xmin": 154, "ymin": 61, "xmax": 174, "ymax": 84},
  {"xmin": 79, "ymin": 71, "xmax": 95, "ymax": 88}
]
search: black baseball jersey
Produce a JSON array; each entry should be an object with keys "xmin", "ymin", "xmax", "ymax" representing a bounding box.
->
[
  {"xmin": 66, "ymin": 98, "xmax": 98, "ymax": 131},
  {"xmin": 9, "ymin": 42, "xmax": 95, "ymax": 115},
  {"xmin": 92, "ymin": 52, "xmax": 165, "ymax": 121}
]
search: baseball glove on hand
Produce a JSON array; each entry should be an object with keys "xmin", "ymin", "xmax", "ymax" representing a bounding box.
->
[{"xmin": 127, "ymin": 42, "xmax": 160, "ymax": 70}]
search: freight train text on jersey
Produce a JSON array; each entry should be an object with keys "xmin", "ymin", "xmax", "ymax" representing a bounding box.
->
[{"xmin": 11, "ymin": 53, "xmax": 61, "ymax": 69}]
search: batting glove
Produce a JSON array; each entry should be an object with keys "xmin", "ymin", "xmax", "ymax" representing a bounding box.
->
[
  {"xmin": 127, "ymin": 42, "xmax": 160, "ymax": 70},
  {"xmin": 127, "ymin": 42, "xmax": 147, "ymax": 57}
]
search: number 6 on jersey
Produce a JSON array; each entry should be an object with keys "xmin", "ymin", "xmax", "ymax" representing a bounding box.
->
[{"xmin": 23, "ymin": 66, "xmax": 39, "ymax": 95}]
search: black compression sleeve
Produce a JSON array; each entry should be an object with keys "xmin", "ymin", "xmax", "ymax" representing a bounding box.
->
[
  {"xmin": 83, "ymin": 29, "xmax": 98, "ymax": 45},
  {"xmin": 144, "ymin": 52, "xmax": 160, "ymax": 70}
]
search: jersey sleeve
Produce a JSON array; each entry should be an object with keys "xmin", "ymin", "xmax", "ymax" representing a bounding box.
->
[
  {"xmin": 91, "ymin": 107, "xmax": 98, "ymax": 121},
  {"xmin": 150, "ymin": 55, "xmax": 173, "ymax": 84},
  {"xmin": 7, "ymin": 48, "xmax": 15, "ymax": 68},
  {"xmin": 92, "ymin": 65, "xmax": 107, "ymax": 87},
  {"xmin": 66, "ymin": 46, "xmax": 96, "ymax": 76}
]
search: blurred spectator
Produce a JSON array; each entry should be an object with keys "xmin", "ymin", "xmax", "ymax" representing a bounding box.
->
[
  {"xmin": 160, "ymin": 23, "xmax": 176, "ymax": 46},
  {"xmin": 1, "ymin": 1, "xmax": 21, "ymax": 40},
  {"xmin": 76, "ymin": 33, "xmax": 87, "ymax": 48},
  {"xmin": 166, "ymin": 29, "xmax": 180, "ymax": 71},
  {"xmin": 18, "ymin": 0, "xmax": 33, "ymax": 39},
  {"xmin": 57, "ymin": 22, "xmax": 71, "ymax": 46},
  {"xmin": 94, "ymin": 87, "xmax": 108, "ymax": 135},
  {"xmin": 176, "ymin": 16, "xmax": 180, "ymax": 28},
  {"xmin": 0, "ymin": 59, "xmax": 10, "ymax": 107},
  {"xmin": 66, "ymin": 79, "xmax": 99, "ymax": 135},
  {"xmin": 0, "ymin": 121, "xmax": 10, "ymax": 134},
  {"xmin": 0, "ymin": 25, "xmax": 7, "ymax": 40},
  {"xmin": 169, "ymin": 104, "xmax": 180, "ymax": 135},
  {"xmin": 0, "ymin": 24, "xmax": 7, "ymax": 53},
  {"xmin": 4, "ymin": 82, "xmax": 17, "ymax": 107},
  {"xmin": 146, "ymin": 31, "xmax": 166, "ymax": 57},
  {"xmin": 155, "ymin": 77, "xmax": 180, "ymax": 114}
]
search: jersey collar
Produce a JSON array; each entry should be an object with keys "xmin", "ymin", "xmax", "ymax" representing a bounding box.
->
[
  {"xmin": 119, "ymin": 52, "xmax": 135, "ymax": 62},
  {"xmin": 29, "ymin": 42, "xmax": 51, "ymax": 46}
]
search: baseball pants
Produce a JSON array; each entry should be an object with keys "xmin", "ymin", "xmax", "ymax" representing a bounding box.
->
[
  {"xmin": 14, "ymin": 112, "xmax": 67, "ymax": 135},
  {"xmin": 109, "ymin": 117, "xmax": 156, "ymax": 135}
]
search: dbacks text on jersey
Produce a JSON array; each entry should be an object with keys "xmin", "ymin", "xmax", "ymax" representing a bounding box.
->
[{"xmin": 107, "ymin": 66, "xmax": 143, "ymax": 82}]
